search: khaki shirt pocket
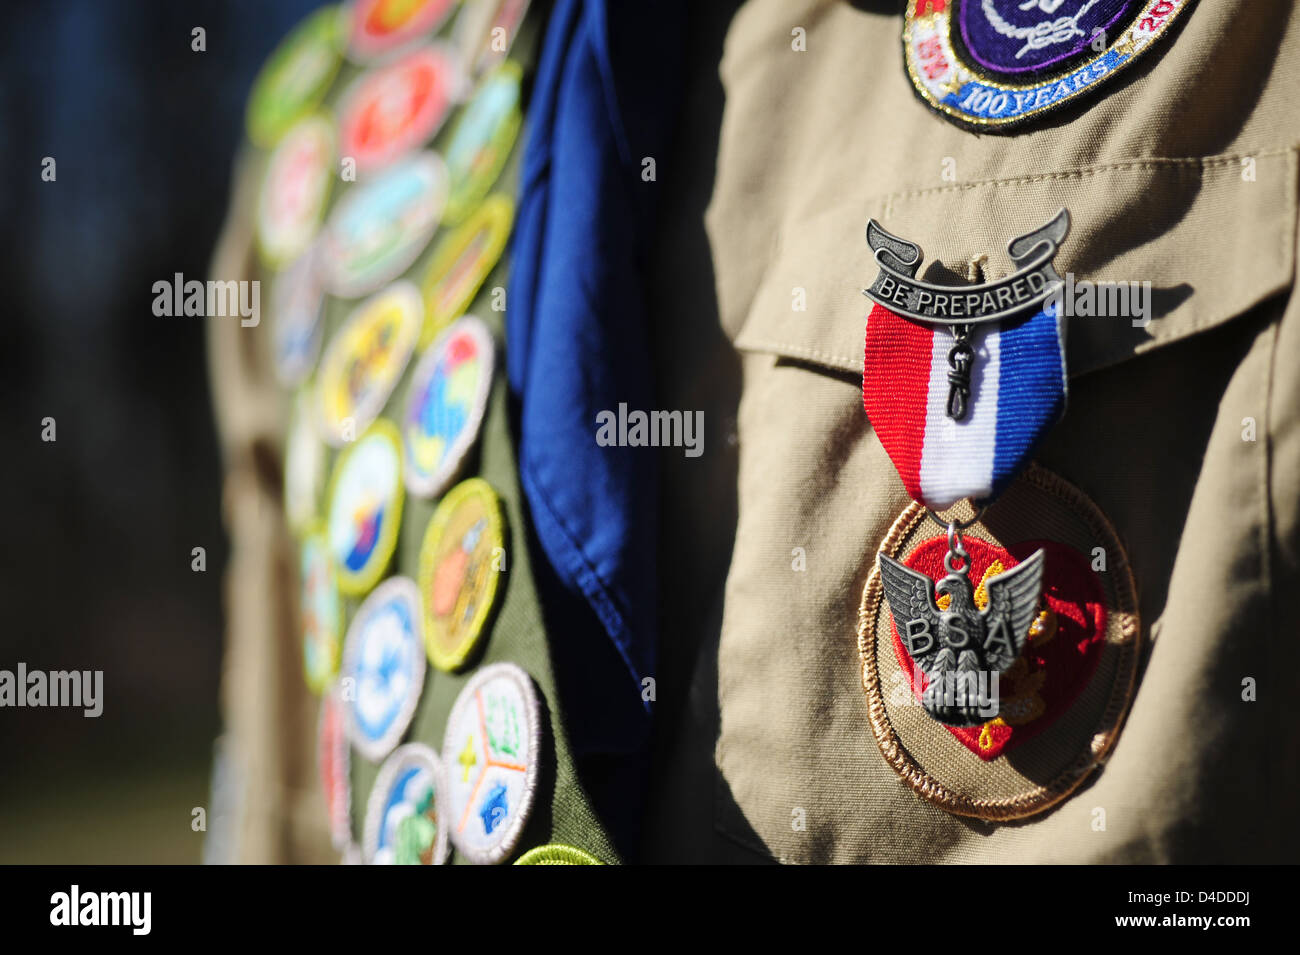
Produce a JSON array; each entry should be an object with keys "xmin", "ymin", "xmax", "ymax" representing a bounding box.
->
[{"xmin": 715, "ymin": 148, "xmax": 1298, "ymax": 862}]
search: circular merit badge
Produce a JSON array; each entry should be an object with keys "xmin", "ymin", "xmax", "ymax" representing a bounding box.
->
[
  {"xmin": 443, "ymin": 62, "xmax": 522, "ymax": 225},
  {"xmin": 285, "ymin": 390, "xmax": 325, "ymax": 535},
  {"xmin": 348, "ymin": 0, "xmax": 458, "ymax": 64},
  {"xmin": 363, "ymin": 743, "xmax": 451, "ymax": 864},
  {"xmin": 903, "ymin": 0, "xmax": 1196, "ymax": 131},
  {"xmin": 316, "ymin": 281, "xmax": 422, "ymax": 447},
  {"xmin": 272, "ymin": 246, "xmax": 326, "ymax": 387},
  {"xmin": 514, "ymin": 844, "xmax": 602, "ymax": 865},
  {"xmin": 326, "ymin": 420, "xmax": 406, "ymax": 596},
  {"xmin": 341, "ymin": 576, "xmax": 427, "ymax": 761},
  {"xmin": 453, "ymin": 0, "xmax": 532, "ymax": 79},
  {"xmin": 320, "ymin": 151, "xmax": 449, "ymax": 298},
  {"xmin": 247, "ymin": 5, "xmax": 345, "ymax": 148},
  {"xmin": 257, "ymin": 114, "xmax": 335, "ymax": 269},
  {"xmin": 318, "ymin": 685, "xmax": 353, "ymax": 849},
  {"xmin": 337, "ymin": 45, "xmax": 462, "ymax": 174},
  {"xmin": 418, "ymin": 478, "xmax": 505, "ymax": 671},
  {"xmin": 402, "ymin": 317, "xmax": 495, "ymax": 498},
  {"xmin": 858, "ymin": 464, "xmax": 1141, "ymax": 821},
  {"xmin": 301, "ymin": 525, "xmax": 342, "ymax": 692},
  {"xmin": 441, "ymin": 663, "xmax": 542, "ymax": 864},
  {"xmin": 419, "ymin": 193, "xmax": 513, "ymax": 346}
]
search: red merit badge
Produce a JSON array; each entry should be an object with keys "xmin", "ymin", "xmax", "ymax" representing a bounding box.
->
[
  {"xmin": 888, "ymin": 536, "xmax": 1106, "ymax": 761},
  {"xmin": 338, "ymin": 45, "xmax": 461, "ymax": 172}
]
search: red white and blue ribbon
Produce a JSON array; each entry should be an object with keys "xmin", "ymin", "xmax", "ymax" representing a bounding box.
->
[{"xmin": 862, "ymin": 301, "xmax": 1066, "ymax": 509}]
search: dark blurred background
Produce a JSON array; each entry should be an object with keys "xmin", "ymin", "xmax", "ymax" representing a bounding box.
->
[{"xmin": 0, "ymin": 0, "xmax": 319, "ymax": 863}]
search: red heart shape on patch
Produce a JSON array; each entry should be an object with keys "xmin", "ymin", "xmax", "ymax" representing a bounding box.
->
[{"xmin": 889, "ymin": 536, "xmax": 1107, "ymax": 761}]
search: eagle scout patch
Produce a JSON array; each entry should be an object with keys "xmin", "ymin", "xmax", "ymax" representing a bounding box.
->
[
  {"xmin": 318, "ymin": 685, "xmax": 353, "ymax": 850},
  {"xmin": 402, "ymin": 317, "xmax": 495, "ymax": 499},
  {"xmin": 363, "ymin": 743, "xmax": 451, "ymax": 865},
  {"xmin": 441, "ymin": 663, "xmax": 541, "ymax": 864},
  {"xmin": 347, "ymin": 0, "xmax": 458, "ymax": 64},
  {"xmin": 857, "ymin": 464, "xmax": 1140, "ymax": 820},
  {"xmin": 316, "ymin": 281, "xmax": 422, "ymax": 447},
  {"xmin": 337, "ymin": 45, "xmax": 462, "ymax": 173},
  {"xmin": 300, "ymin": 526, "xmax": 342, "ymax": 693},
  {"xmin": 443, "ymin": 62, "xmax": 522, "ymax": 225},
  {"xmin": 418, "ymin": 478, "xmax": 505, "ymax": 670},
  {"xmin": 903, "ymin": 0, "xmax": 1196, "ymax": 131},
  {"xmin": 284, "ymin": 390, "xmax": 325, "ymax": 535},
  {"xmin": 246, "ymin": 5, "xmax": 346, "ymax": 148},
  {"xmin": 326, "ymin": 420, "xmax": 406, "ymax": 596},
  {"xmin": 419, "ymin": 193, "xmax": 513, "ymax": 346},
  {"xmin": 256, "ymin": 114, "xmax": 335, "ymax": 269},
  {"xmin": 272, "ymin": 247, "xmax": 326, "ymax": 387},
  {"xmin": 341, "ymin": 576, "xmax": 427, "ymax": 761},
  {"xmin": 320, "ymin": 151, "xmax": 449, "ymax": 298},
  {"xmin": 514, "ymin": 844, "xmax": 603, "ymax": 865}
]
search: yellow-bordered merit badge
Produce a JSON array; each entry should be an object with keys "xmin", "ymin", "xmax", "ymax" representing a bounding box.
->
[
  {"xmin": 443, "ymin": 61, "xmax": 523, "ymax": 226},
  {"xmin": 256, "ymin": 114, "xmax": 335, "ymax": 270},
  {"xmin": 363, "ymin": 742, "xmax": 451, "ymax": 865},
  {"xmin": 336, "ymin": 44, "xmax": 463, "ymax": 174},
  {"xmin": 340, "ymin": 576, "xmax": 427, "ymax": 762},
  {"xmin": 346, "ymin": 0, "xmax": 458, "ymax": 64},
  {"xmin": 402, "ymin": 317, "xmax": 495, "ymax": 499},
  {"xmin": 514, "ymin": 844, "xmax": 603, "ymax": 865},
  {"xmin": 419, "ymin": 193, "xmax": 513, "ymax": 347},
  {"xmin": 316, "ymin": 281, "xmax": 422, "ymax": 447},
  {"xmin": 903, "ymin": 0, "xmax": 1197, "ymax": 131},
  {"xmin": 300, "ymin": 525, "xmax": 342, "ymax": 693},
  {"xmin": 320, "ymin": 151, "xmax": 449, "ymax": 298},
  {"xmin": 418, "ymin": 477, "xmax": 505, "ymax": 671},
  {"xmin": 441, "ymin": 663, "xmax": 542, "ymax": 864},
  {"xmin": 246, "ymin": 5, "xmax": 346, "ymax": 148},
  {"xmin": 326, "ymin": 420, "xmax": 406, "ymax": 596},
  {"xmin": 318, "ymin": 684, "xmax": 353, "ymax": 850},
  {"xmin": 453, "ymin": 0, "xmax": 533, "ymax": 79},
  {"xmin": 857, "ymin": 464, "xmax": 1141, "ymax": 821}
]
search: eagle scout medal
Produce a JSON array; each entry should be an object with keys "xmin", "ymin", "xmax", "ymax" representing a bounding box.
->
[
  {"xmin": 903, "ymin": 0, "xmax": 1196, "ymax": 131},
  {"xmin": 246, "ymin": 5, "xmax": 346, "ymax": 148},
  {"xmin": 272, "ymin": 247, "xmax": 326, "ymax": 387},
  {"xmin": 402, "ymin": 316, "xmax": 495, "ymax": 498},
  {"xmin": 336, "ymin": 45, "xmax": 462, "ymax": 174},
  {"xmin": 316, "ymin": 281, "xmax": 422, "ymax": 447},
  {"xmin": 256, "ymin": 114, "xmax": 335, "ymax": 269},
  {"xmin": 320, "ymin": 151, "xmax": 449, "ymax": 298},
  {"xmin": 418, "ymin": 477, "xmax": 505, "ymax": 670},
  {"xmin": 300, "ymin": 526, "xmax": 342, "ymax": 692},
  {"xmin": 347, "ymin": 0, "xmax": 458, "ymax": 64},
  {"xmin": 514, "ymin": 844, "xmax": 603, "ymax": 865},
  {"xmin": 454, "ymin": 0, "xmax": 531, "ymax": 78},
  {"xmin": 419, "ymin": 193, "xmax": 513, "ymax": 346},
  {"xmin": 326, "ymin": 420, "xmax": 406, "ymax": 595},
  {"xmin": 363, "ymin": 743, "xmax": 451, "ymax": 865},
  {"xmin": 858, "ymin": 465, "xmax": 1140, "ymax": 819},
  {"xmin": 441, "ymin": 663, "xmax": 541, "ymax": 864},
  {"xmin": 442, "ymin": 62, "xmax": 522, "ymax": 225},
  {"xmin": 341, "ymin": 576, "xmax": 427, "ymax": 761},
  {"xmin": 285, "ymin": 390, "xmax": 325, "ymax": 534},
  {"xmin": 318, "ymin": 685, "xmax": 352, "ymax": 849}
]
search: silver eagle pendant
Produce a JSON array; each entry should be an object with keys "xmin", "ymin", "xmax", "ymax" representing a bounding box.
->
[{"xmin": 878, "ymin": 535, "xmax": 1045, "ymax": 727}]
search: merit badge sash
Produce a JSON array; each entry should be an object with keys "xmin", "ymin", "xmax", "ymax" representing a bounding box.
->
[{"xmin": 862, "ymin": 210, "xmax": 1069, "ymax": 510}]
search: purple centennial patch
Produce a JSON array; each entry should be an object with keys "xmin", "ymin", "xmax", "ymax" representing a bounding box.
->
[{"xmin": 903, "ymin": 0, "xmax": 1197, "ymax": 130}]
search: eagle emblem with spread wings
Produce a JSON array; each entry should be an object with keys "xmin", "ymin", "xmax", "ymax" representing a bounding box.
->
[{"xmin": 878, "ymin": 548, "xmax": 1045, "ymax": 726}]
